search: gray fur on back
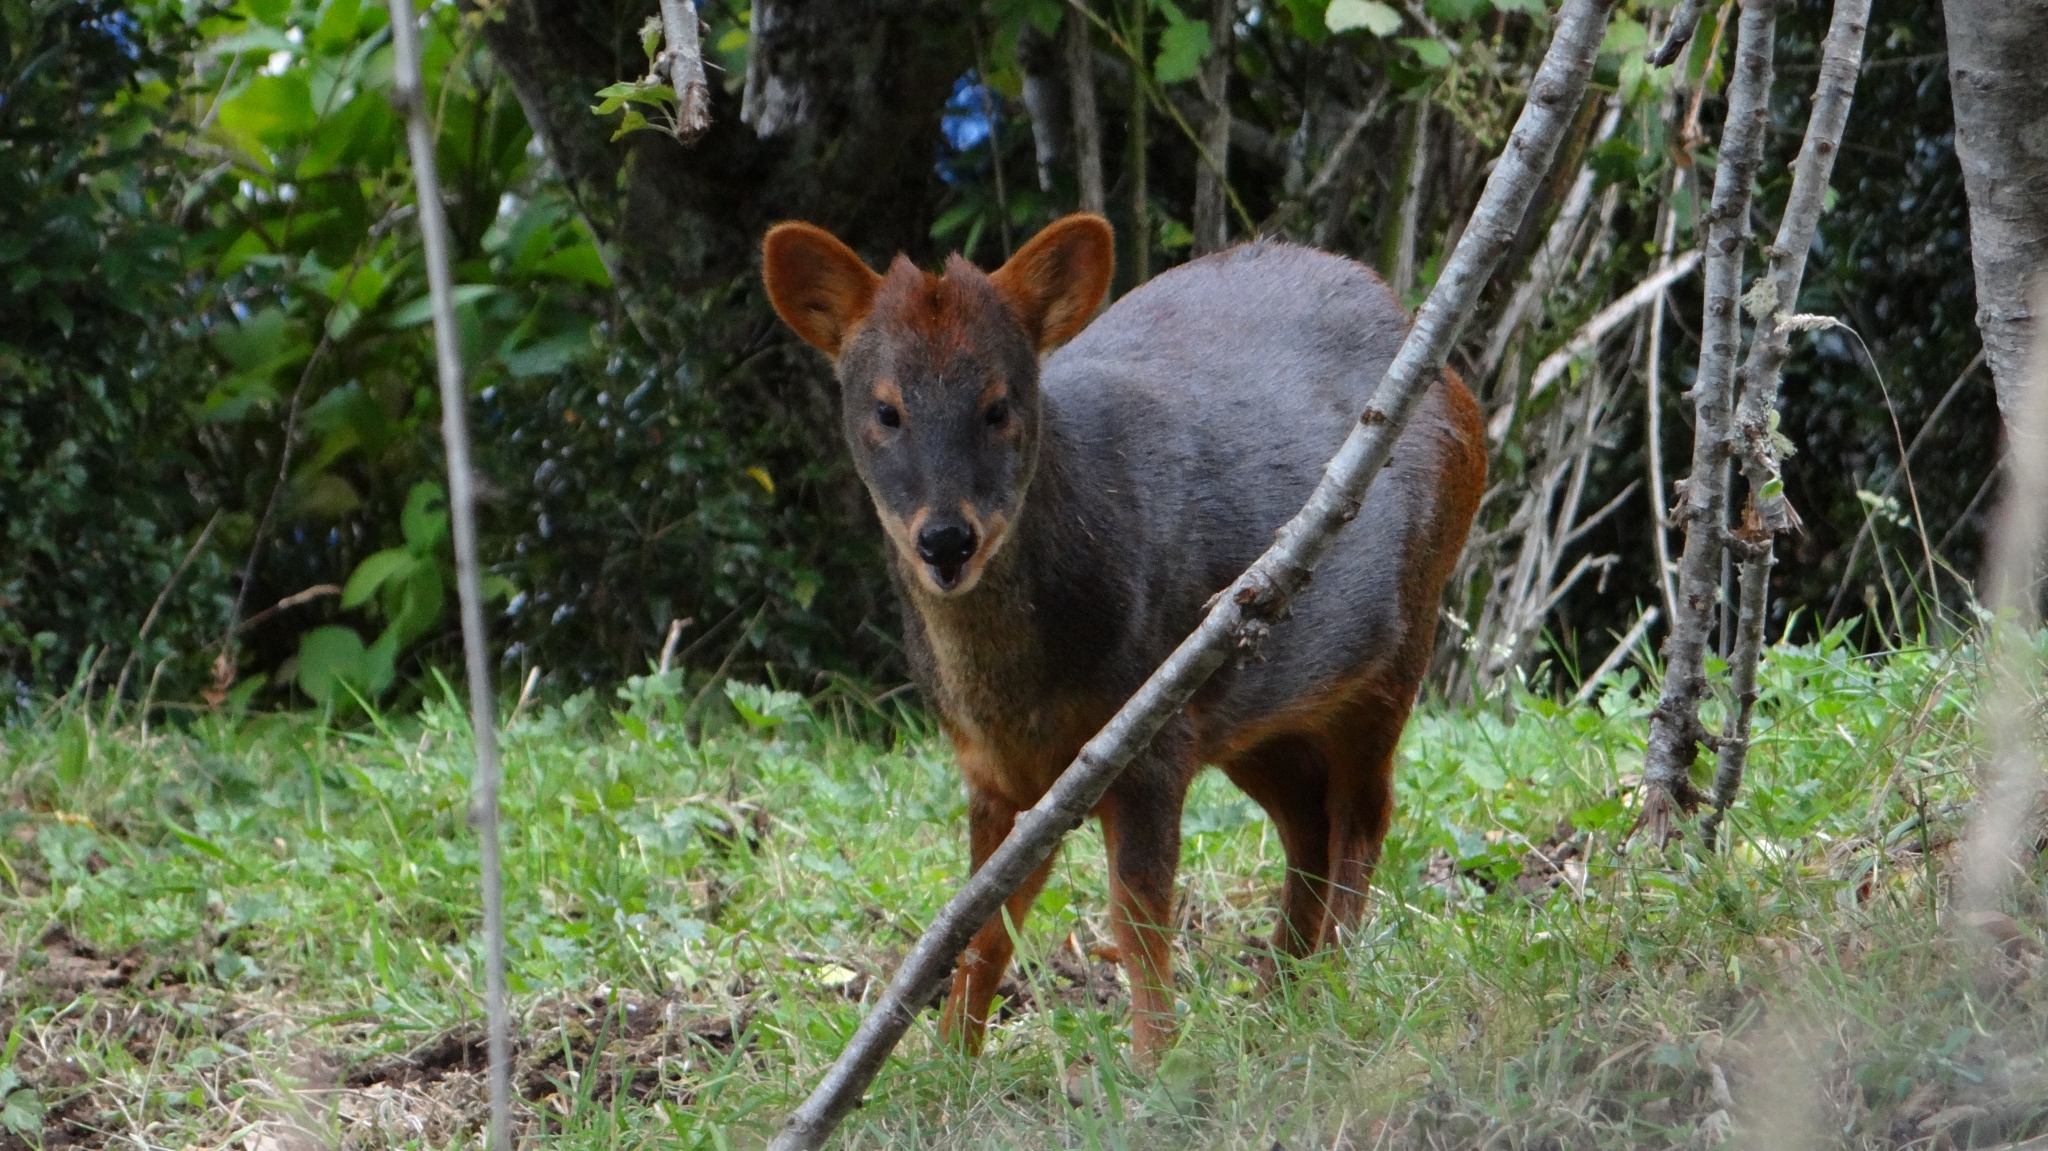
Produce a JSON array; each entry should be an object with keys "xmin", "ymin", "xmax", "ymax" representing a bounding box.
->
[{"xmin": 1035, "ymin": 241, "xmax": 1468, "ymax": 732}]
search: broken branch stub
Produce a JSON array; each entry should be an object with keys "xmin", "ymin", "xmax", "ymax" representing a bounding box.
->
[
  {"xmin": 658, "ymin": 0, "xmax": 711, "ymax": 143},
  {"xmin": 765, "ymin": 2, "xmax": 1618, "ymax": 1147}
]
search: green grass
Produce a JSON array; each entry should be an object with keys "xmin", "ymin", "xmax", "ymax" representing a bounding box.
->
[{"xmin": 3, "ymin": 633, "xmax": 2046, "ymax": 1150}]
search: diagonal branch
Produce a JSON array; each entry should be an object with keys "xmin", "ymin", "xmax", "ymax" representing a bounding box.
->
[{"xmin": 764, "ymin": 2, "xmax": 1618, "ymax": 1146}]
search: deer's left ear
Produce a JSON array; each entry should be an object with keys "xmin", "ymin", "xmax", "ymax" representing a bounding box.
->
[
  {"xmin": 762, "ymin": 222, "xmax": 884, "ymax": 359},
  {"xmin": 989, "ymin": 214, "xmax": 1115, "ymax": 351}
]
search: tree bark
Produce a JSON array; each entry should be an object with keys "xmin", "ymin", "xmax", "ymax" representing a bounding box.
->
[
  {"xmin": 1067, "ymin": 5, "xmax": 1107, "ymax": 214},
  {"xmin": 1944, "ymin": 0, "xmax": 2048, "ymax": 425},
  {"xmin": 1191, "ymin": 0, "xmax": 1234, "ymax": 256}
]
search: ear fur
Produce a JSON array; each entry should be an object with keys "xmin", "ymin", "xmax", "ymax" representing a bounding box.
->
[
  {"xmin": 761, "ymin": 222, "xmax": 883, "ymax": 359},
  {"xmin": 988, "ymin": 214, "xmax": 1115, "ymax": 351}
]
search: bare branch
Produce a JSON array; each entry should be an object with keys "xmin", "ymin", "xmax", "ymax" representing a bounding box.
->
[
  {"xmin": 1702, "ymin": 0, "xmax": 1871, "ymax": 837},
  {"xmin": 765, "ymin": 3, "xmax": 1617, "ymax": 1146},
  {"xmin": 387, "ymin": 3, "xmax": 512, "ymax": 1148},
  {"xmin": 1475, "ymin": 99, "xmax": 1621, "ymax": 385},
  {"xmin": 107, "ymin": 509, "xmax": 223, "ymax": 715},
  {"xmin": 1733, "ymin": 0, "xmax": 1872, "ymax": 536},
  {"xmin": 1487, "ymin": 249, "xmax": 1703, "ymax": 442},
  {"xmin": 1645, "ymin": 178, "xmax": 1685, "ymax": 620},
  {"xmin": 1637, "ymin": 0, "xmax": 1776, "ymax": 845},
  {"xmin": 1192, "ymin": 0, "xmax": 1234, "ymax": 256},
  {"xmin": 658, "ymin": 0, "xmax": 711, "ymax": 143}
]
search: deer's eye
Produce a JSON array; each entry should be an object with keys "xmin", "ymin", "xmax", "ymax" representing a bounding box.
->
[
  {"xmin": 983, "ymin": 399, "xmax": 1010, "ymax": 428},
  {"xmin": 876, "ymin": 403, "xmax": 902, "ymax": 429}
]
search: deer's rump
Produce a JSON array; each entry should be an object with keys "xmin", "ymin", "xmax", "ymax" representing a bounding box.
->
[{"xmin": 1041, "ymin": 241, "xmax": 1484, "ymax": 736}]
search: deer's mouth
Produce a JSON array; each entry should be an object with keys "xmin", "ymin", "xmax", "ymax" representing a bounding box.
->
[{"xmin": 928, "ymin": 560, "xmax": 967, "ymax": 592}]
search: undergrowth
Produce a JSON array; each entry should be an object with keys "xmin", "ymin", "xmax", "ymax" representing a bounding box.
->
[{"xmin": 2, "ymin": 630, "xmax": 2045, "ymax": 1149}]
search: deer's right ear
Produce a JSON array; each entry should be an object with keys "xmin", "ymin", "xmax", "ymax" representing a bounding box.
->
[
  {"xmin": 990, "ymin": 214, "xmax": 1115, "ymax": 351},
  {"xmin": 762, "ymin": 223, "xmax": 883, "ymax": 359}
]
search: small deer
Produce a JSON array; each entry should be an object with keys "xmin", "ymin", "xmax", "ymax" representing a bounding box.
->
[{"xmin": 762, "ymin": 214, "xmax": 1485, "ymax": 1060}]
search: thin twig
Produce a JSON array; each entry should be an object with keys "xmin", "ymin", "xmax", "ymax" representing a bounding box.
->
[
  {"xmin": 1825, "ymin": 348, "xmax": 1983, "ymax": 624},
  {"xmin": 1066, "ymin": 1, "xmax": 1106, "ymax": 215},
  {"xmin": 210, "ymin": 204, "xmax": 408, "ymax": 700},
  {"xmin": 1303, "ymin": 83, "xmax": 1392, "ymax": 201},
  {"xmin": 1570, "ymin": 606, "xmax": 1660, "ymax": 707},
  {"xmin": 768, "ymin": 4, "xmax": 1617, "ymax": 1142},
  {"xmin": 1475, "ymin": 98, "xmax": 1621, "ymax": 386},
  {"xmin": 1645, "ymin": 172, "xmax": 1683, "ymax": 620},
  {"xmin": 386, "ymin": 4, "xmax": 511, "ymax": 1149},
  {"xmin": 1637, "ymin": 0, "xmax": 1776, "ymax": 844},
  {"xmin": 1486, "ymin": 248, "xmax": 1702, "ymax": 441},
  {"xmin": 107, "ymin": 509, "xmax": 224, "ymax": 718}
]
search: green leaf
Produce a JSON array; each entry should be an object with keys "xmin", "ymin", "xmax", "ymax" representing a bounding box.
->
[
  {"xmin": 401, "ymin": 481, "xmax": 449, "ymax": 550},
  {"xmin": 1154, "ymin": 15, "xmax": 1212, "ymax": 84},
  {"xmin": 1, "ymin": 1086, "xmax": 44, "ymax": 1136},
  {"xmin": 342, "ymin": 548, "xmax": 416, "ymax": 608},
  {"xmin": 1461, "ymin": 756, "xmax": 1507, "ymax": 790},
  {"xmin": 171, "ymin": 827, "xmax": 229, "ymax": 861},
  {"xmin": 609, "ymin": 109, "xmax": 654, "ymax": 142},
  {"xmin": 1327, "ymin": 0, "xmax": 1403, "ymax": 35},
  {"xmin": 385, "ymin": 285, "xmax": 497, "ymax": 329},
  {"xmin": 217, "ymin": 74, "xmax": 317, "ymax": 155},
  {"xmin": 532, "ymin": 243, "xmax": 612, "ymax": 288},
  {"xmin": 387, "ymin": 561, "xmax": 445, "ymax": 647},
  {"xmin": 930, "ymin": 201, "xmax": 980, "ymax": 240},
  {"xmin": 297, "ymin": 625, "xmax": 367, "ymax": 706},
  {"xmin": 1425, "ymin": 0, "xmax": 1487, "ymax": 19},
  {"xmin": 1400, "ymin": 37, "xmax": 1453, "ymax": 68},
  {"xmin": 212, "ymin": 306, "xmax": 292, "ymax": 370},
  {"xmin": 1599, "ymin": 14, "xmax": 1647, "ymax": 54}
]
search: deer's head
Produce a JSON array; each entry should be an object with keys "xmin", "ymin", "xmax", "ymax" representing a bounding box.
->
[{"xmin": 763, "ymin": 214, "xmax": 1114, "ymax": 597}]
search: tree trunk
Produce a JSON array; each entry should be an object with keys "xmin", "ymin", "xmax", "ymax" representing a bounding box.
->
[
  {"xmin": 1944, "ymin": 0, "xmax": 2048, "ymax": 424},
  {"xmin": 481, "ymin": 0, "xmax": 970, "ymax": 354}
]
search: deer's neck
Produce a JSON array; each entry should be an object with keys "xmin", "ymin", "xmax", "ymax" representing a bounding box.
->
[{"xmin": 899, "ymin": 438, "xmax": 1097, "ymax": 748}]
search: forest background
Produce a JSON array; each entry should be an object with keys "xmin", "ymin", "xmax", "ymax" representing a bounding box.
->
[{"xmin": 0, "ymin": 0, "xmax": 1989, "ymax": 715}]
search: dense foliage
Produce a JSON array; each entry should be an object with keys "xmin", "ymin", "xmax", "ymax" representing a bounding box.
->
[{"xmin": 0, "ymin": 0, "xmax": 1996, "ymax": 716}]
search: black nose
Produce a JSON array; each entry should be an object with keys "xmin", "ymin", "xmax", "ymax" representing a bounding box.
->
[{"xmin": 916, "ymin": 524, "xmax": 978, "ymax": 568}]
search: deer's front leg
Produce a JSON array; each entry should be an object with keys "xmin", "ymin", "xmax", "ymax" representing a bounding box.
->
[
  {"xmin": 1096, "ymin": 730, "xmax": 1195, "ymax": 1064},
  {"xmin": 940, "ymin": 787, "xmax": 1057, "ymax": 1054}
]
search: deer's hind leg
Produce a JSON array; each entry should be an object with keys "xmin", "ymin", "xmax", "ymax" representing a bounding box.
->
[
  {"xmin": 1220, "ymin": 736, "xmax": 1332, "ymax": 961},
  {"xmin": 1314, "ymin": 688, "xmax": 1412, "ymax": 949}
]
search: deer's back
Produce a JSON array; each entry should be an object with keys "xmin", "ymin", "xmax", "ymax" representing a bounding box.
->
[{"xmin": 1040, "ymin": 241, "xmax": 1484, "ymax": 744}]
